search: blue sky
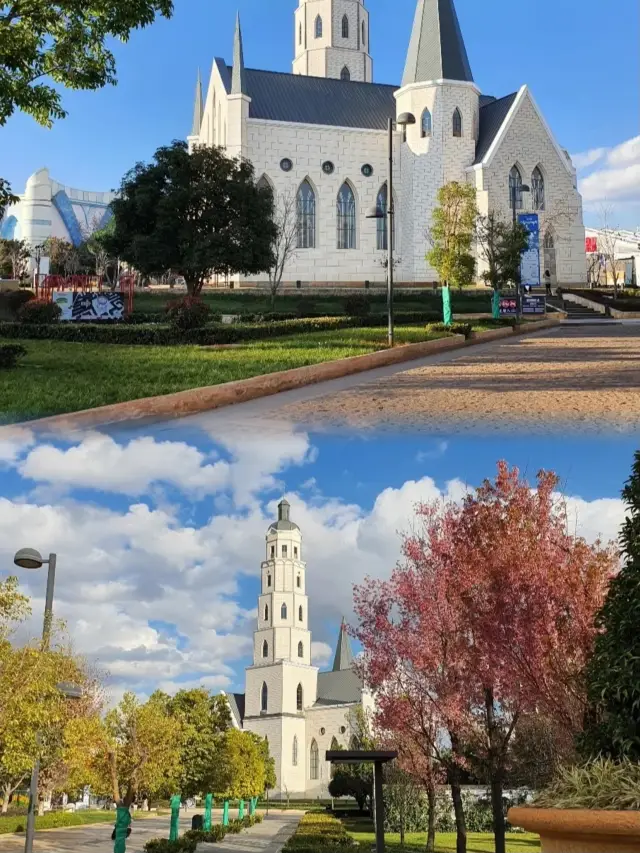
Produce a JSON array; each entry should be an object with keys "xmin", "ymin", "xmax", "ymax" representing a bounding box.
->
[
  {"xmin": 0, "ymin": 0, "xmax": 638, "ymax": 226},
  {"xmin": 0, "ymin": 422, "xmax": 633, "ymax": 704}
]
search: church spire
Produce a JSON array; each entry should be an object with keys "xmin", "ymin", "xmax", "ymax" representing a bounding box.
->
[
  {"xmin": 231, "ymin": 12, "xmax": 247, "ymax": 95},
  {"xmin": 402, "ymin": 0, "xmax": 473, "ymax": 87},
  {"xmin": 332, "ymin": 618, "xmax": 355, "ymax": 672},
  {"xmin": 191, "ymin": 68, "xmax": 203, "ymax": 136}
]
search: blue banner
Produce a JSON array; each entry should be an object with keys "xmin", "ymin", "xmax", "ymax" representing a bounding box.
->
[{"xmin": 518, "ymin": 213, "xmax": 541, "ymax": 288}]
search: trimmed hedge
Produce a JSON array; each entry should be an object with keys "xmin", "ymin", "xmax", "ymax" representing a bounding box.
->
[
  {"xmin": 565, "ymin": 289, "xmax": 640, "ymax": 312},
  {"xmin": 0, "ymin": 343, "xmax": 27, "ymax": 369},
  {"xmin": 283, "ymin": 813, "xmax": 356, "ymax": 853},
  {"xmin": 143, "ymin": 814, "xmax": 263, "ymax": 853}
]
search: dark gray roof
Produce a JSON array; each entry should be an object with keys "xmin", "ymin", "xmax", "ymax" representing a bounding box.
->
[
  {"xmin": 268, "ymin": 498, "xmax": 300, "ymax": 533},
  {"xmin": 226, "ymin": 692, "xmax": 245, "ymax": 725},
  {"xmin": 231, "ymin": 14, "xmax": 247, "ymax": 96},
  {"xmin": 316, "ymin": 668, "xmax": 363, "ymax": 705},
  {"xmin": 474, "ymin": 92, "xmax": 518, "ymax": 164},
  {"xmin": 332, "ymin": 619, "xmax": 355, "ymax": 672},
  {"xmin": 402, "ymin": 0, "xmax": 473, "ymax": 86},
  {"xmin": 216, "ymin": 62, "xmax": 397, "ymax": 130},
  {"xmin": 191, "ymin": 70, "xmax": 203, "ymax": 136}
]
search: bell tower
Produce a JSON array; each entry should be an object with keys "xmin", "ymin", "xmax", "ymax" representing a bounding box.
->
[{"xmin": 292, "ymin": 0, "xmax": 373, "ymax": 83}]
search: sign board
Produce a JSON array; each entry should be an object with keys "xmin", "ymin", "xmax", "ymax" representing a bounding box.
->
[
  {"xmin": 52, "ymin": 292, "xmax": 124, "ymax": 321},
  {"xmin": 522, "ymin": 295, "xmax": 546, "ymax": 316},
  {"xmin": 499, "ymin": 297, "xmax": 518, "ymax": 317},
  {"xmin": 585, "ymin": 236, "xmax": 598, "ymax": 254},
  {"xmin": 518, "ymin": 213, "xmax": 541, "ymax": 287}
]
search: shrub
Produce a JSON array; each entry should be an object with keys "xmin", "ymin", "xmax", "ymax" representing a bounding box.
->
[
  {"xmin": 295, "ymin": 298, "xmax": 317, "ymax": 318},
  {"xmin": 283, "ymin": 812, "xmax": 356, "ymax": 853},
  {"xmin": 533, "ymin": 757, "xmax": 640, "ymax": 811},
  {"xmin": 428, "ymin": 321, "xmax": 473, "ymax": 339},
  {"xmin": 166, "ymin": 296, "xmax": 211, "ymax": 330},
  {"xmin": 6, "ymin": 289, "xmax": 35, "ymax": 317},
  {"xmin": 343, "ymin": 295, "xmax": 371, "ymax": 317},
  {"xmin": 0, "ymin": 344, "xmax": 27, "ymax": 369},
  {"xmin": 17, "ymin": 298, "xmax": 61, "ymax": 324}
]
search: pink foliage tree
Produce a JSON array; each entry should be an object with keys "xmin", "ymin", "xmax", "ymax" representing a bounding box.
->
[{"xmin": 354, "ymin": 462, "xmax": 616, "ymax": 853}]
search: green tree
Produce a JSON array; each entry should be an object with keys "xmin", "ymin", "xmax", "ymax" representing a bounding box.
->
[
  {"xmin": 209, "ymin": 729, "xmax": 265, "ymax": 801},
  {"xmin": 475, "ymin": 213, "xmax": 529, "ymax": 291},
  {"xmin": 250, "ymin": 733, "xmax": 276, "ymax": 796},
  {"xmin": 581, "ymin": 451, "xmax": 640, "ymax": 761},
  {"xmin": 164, "ymin": 689, "xmax": 230, "ymax": 798},
  {"xmin": 0, "ymin": 1, "xmax": 173, "ymax": 128},
  {"xmin": 65, "ymin": 691, "xmax": 182, "ymax": 806},
  {"xmin": 0, "ymin": 238, "xmax": 29, "ymax": 280},
  {"xmin": 0, "ymin": 178, "xmax": 18, "ymax": 220},
  {"xmin": 43, "ymin": 237, "xmax": 73, "ymax": 275},
  {"xmin": 427, "ymin": 182, "xmax": 478, "ymax": 288},
  {"xmin": 105, "ymin": 141, "xmax": 277, "ymax": 295}
]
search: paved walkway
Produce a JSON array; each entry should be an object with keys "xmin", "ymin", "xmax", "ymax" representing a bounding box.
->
[
  {"xmin": 168, "ymin": 323, "xmax": 640, "ymax": 437},
  {"xmin": 0, "ymin": 811, "xmax": 302, "ymax": 853}
]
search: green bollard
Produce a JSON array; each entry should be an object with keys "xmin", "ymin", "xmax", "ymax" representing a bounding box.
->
[
  {"xmin": 222, "ymin": 799, "xmax": 229, "ymax": 826},
  {"xmin": 204, "ymin": 793, "xmax": 213, "ymax": 831},
  {"xmin": 113, "ymin": 804, "xmax": 131, "ymax": 853},
  {"xmin": 249, "ymin": 797, "xmax": 256, "ymax": 817},
  {"xmin": 238, "ymin": 799, "xmax": 245, "ymax": 819},
  {"xmin": 169, "ymin": 794, "xmax": 181, "ymax": 841}
]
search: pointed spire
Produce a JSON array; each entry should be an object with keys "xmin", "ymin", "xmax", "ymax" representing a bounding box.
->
[
  {"xmin": 231, "ymin": 12, "xmax": 247, "ymax": 95},
  {"xmin": 191, "ymin": 68, "xmax": 203, "ymax": 136},
  {"xmin": 332, "ymin": 618, "xmax": 355, "ymax": 672},
  {"xmin": 402, "ymin": 0, "xmax": 473, "ymax": 87}
]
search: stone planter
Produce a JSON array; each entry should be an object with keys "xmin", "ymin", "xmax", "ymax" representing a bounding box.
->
[{"xmin": 508, "ymin": 806, "xmax": 640, "ymax": 852}]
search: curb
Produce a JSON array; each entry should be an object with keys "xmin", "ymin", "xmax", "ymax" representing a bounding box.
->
[{"xmin": 15, "ymin": 320, "xmax": 559, "ymax": 431}]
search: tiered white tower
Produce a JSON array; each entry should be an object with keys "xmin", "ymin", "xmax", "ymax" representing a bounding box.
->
[
  {"xmin": 243, "ymin": 500, "xmax": 318, "ymax": 794},
  {"xmin": 292, "ymin": 0, "xmax": 372, "ymax": 82}
]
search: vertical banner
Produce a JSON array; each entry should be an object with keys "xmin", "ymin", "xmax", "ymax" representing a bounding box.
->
[
  {"xmin": 518, "ymin": 213, "xmax": 541, "ymax": 288},
  {"xmin": 52, "ymin": 292, "xmax": 74, "ymax": 321},
  {"xmin": 442, "ymin": 285, "xmax": 453, "ymax": 326}
]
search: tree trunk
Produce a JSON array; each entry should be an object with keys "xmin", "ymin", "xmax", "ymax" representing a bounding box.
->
[
  {"xmin": 450, "ymin": 784, "xmax": 466, "ymax": 853},
  {"xmin": 38, "ymin": 797, "xmax": 45, "ymax": 817},
  {"xmin": 484, "ymin": 687, "xmax": 507, "ymax": 853},
  {"xmin": 1, "ymin": 786, "xmax": 9, "ymax": 814},
  {"xmin": 490, "ymin": 778, "xmax": 506, "ymax": 853},
  {"xmin": 425, "ymin": 785, "xmax": 436, "ymax": 853}
]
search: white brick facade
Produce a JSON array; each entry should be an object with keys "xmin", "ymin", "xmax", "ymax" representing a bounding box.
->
[{"xmin": 187, "ymin": 0, "xmax": 587, "ymax": 288}]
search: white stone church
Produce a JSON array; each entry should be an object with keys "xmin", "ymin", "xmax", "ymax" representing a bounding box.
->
[
  {"xmin": 224, "ymin": 500, "xmax": 373, "ymax": 798},
  {"xmin": 188, "ymin": 0, "xmax": 586, "ymax": 288}
]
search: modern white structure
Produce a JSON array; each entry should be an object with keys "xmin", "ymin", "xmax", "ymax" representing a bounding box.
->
[
  {"xmin": 225, "ymin": 500, "xmax": 372, "ymax": 799},
  {"xmin": 0, "ymin": 168, "xmax": 115, "ymax": 274},
  {"xmin": 585, "ymin": 227, "xmax": 639, "ymax": 287},
  {"xmin": 189, "ymin": 0, "xmax": 587, "ymax": 287}
]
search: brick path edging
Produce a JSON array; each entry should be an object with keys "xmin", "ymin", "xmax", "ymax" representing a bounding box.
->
[{"xmin": 18, "ymin": 319, "xmax": 560, "ymax": 431}]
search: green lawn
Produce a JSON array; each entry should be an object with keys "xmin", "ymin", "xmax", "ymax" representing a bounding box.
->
[
  {"xmin": 0, "ymin": 809, "xmax": 126, "ymax": 834},
  {"xmin": 0, "ymin": 325, "xmax": 454, "ymax": 423},
  {"xmin": 343, "ymin": 817, "xmax": 540, "ymax": 853}
]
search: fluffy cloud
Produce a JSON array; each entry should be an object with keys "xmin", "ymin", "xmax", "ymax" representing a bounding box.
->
[
  {"xmin": 0, "ymin": 427, "xmax": 34, "ymax": 465},
  {"xmin": 573, "ymin": 135, "xmax": 640, "ymax": 208}
]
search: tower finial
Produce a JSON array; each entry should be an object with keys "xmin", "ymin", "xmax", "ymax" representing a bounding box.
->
[
  {"xmin": 402, "ymin": 0, "xmax": 473, "ymax": 87},
  {"xmin": 191, "ymin": 68, "xmax": 203, "ymax": 136},
  {"xmin": 231, "ymin": 12, "xmax": 247, "ymax": 95}
]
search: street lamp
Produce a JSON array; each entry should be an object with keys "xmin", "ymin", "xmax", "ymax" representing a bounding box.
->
[
  {"xmin": 510, "ymin": 183, "xmax": 530, "ymax": 317},
  {"xmin": 367, "ymin": 112, "xmax": 416, "ymax": 347},
  {"xmin": 14, "ymin": 548, "xmax": 58, "ymax": 853}
]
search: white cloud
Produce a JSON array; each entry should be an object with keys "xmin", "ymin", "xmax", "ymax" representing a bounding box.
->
[
  {"xmin": 0, "ymin": 427, "xmax": 34, "ymax": 465},
  {"xmin": 311, "ymin": 642, "xmax": 333, "ymax": 668},
  {"xmin": 571, "ymin": 147, "xmax": 607, "ymax": 171},
  {"xmin": 575, "ymin": 135, "xmax": 640, "ymax": 207},
  {"xmin": 416, "ymin": 441, "xmax": 449, "ymax": 462}
]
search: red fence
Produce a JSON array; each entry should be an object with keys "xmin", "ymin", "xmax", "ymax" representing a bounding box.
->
[{"xmin": 35, "ymin": 275, "xmax": 135, "ymax": 314}]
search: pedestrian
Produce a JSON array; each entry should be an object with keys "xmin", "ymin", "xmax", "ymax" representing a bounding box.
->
[{"xmin": 545, "ymin": 270, "xmax": 552, "ymax": 296}]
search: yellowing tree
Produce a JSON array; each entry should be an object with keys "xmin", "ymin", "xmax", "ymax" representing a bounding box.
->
[{"xmin": 210, "ymin": 729, "xmax": 266, "ymax": 801}]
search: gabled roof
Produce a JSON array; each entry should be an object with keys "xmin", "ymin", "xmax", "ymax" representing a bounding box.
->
[
  {"xmin": 402, "ymin": 0, "xmax": 473, "ymax": 87},
  {"xmin": 214, "ymin": 62, "xmax": 397, "ymax": 130},
  {"xmin": 473, "ymin": 92, "xmax": 518, "ymax": 164},
  {"xmin": 315, "ymin": 668, "xmax": 363, "ymax": 705},
  {"xmin": 225, "ymin": 692, "xmax": 245, "ymax": 726}
]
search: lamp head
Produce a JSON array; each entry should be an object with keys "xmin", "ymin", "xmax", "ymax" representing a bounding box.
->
[
  {"xmin": 521, "ymin": 184, "xmax": 531, "ymax": 193},
  {"xmin": 14, "ymin": 548, "xmax": 45, "ymax": 570},
  {"xmin": 397, "ymin": 112, "xmax": 416, "ymax": 126},
  {"xmin": 366, "ymin": 205, "xmax": 383, "ymax": 219}
]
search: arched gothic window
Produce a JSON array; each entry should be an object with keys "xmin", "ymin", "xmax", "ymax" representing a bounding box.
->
[
  {"xmin": 310, "ymin": 739, "xmax": 319, "ymax": 779},
  {"xmin": 257, "ymin": 175, "xmax": 272, "ymax": 193},
  {"xmin": 376, "ymin": 183, "xmax": 393, "ymax": 251},
  {"xmin": 297, "ymin": 683, "xmax": 304, "ymax": 711},
  {"xmin": 340, "ymin": 66, "xmax": 351, "ymax": 82},
  {"xmin": 421, "ymin": 108, "xmax": 432, "ymax": 138},
  {"xmin": 337, "ymin": 182, "xmax": 356, "ymax": 249},
  {"xmin": 349, "ymin": 735, "xmax": 360, "ymax": 750},
  {"xmin": 532, "ymin": 166, "xmax": 545, "ymax": 211},
  {"xmin": 453, "ymin": 108, "xmax": 462, "ymax": 137},
  {"xmin": 281, "ymin": 602, "xmax": 288, "ymax": 619},
  {"xmin": 293, "ymin": 735, "xmax": 299, "ymax": 766},
  {"xmin": 261, "ymin": 682, "xmax": 268, "ymax": 712},
  {"xmin": 264, "ymin": 603, "xmax": 269, "ymax": 621},
  {"xmin": 330, "ymin": 737, "xmax": 339, "ymax": 777},
  {"xmin": 298, "ymin": 605, "xmax": 303, "ymax": 622},
  {"xmin": 362, "ymin": 21, "xmax": 366, "ymax": 45},
  {"xmin": 315, "ymin": 15, "xmax": 323, "ymax": 38},
  {"xmin": 342, "ymin": 15, "xmax": 349, "ymax": 38},
  {"xmin": 509, "ymin": 166, "xmax": 523, "ymax": 210},
  {"xmin": 296, "ymin": 180, "xmax": 316, "ymax": 249},
  {"xmin": 298, "ymin": 641, "xmax": 304, "ymax": 658},
  {"xmin": 262, "ymin": 640, "xmax": 269, "ymax": 658}
]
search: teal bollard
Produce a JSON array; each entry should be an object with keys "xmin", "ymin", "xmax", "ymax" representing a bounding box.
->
[
  {"xmin": 238, "ymin": 799, "xmax": 245, "ymax": 819},
  {"xmin": 169, "ymin": 795, "xmax": 181, "ymax": 841},
  {"xmin": 204, "ymin": 793, "xmax": 213, "ymax": 831},
  {"xmin": 222, "ymin": 799, "xmax": 229, "ymax": 826},
  {"xmin": 113, "ymin": 805, "xmax": 131, "ymax": 853}
]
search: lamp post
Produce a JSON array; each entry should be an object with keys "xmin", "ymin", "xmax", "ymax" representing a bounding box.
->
[
  {"xmin": 13, "ymin": 548, "xmax": 57, "ymax": 853},
  {"xmin": 511, "ymin": 183, "xmax": 530, "ymax": 318},
  {"xmin": 367, "ymin": 113, "xmax": 416, "ymax": 347}
]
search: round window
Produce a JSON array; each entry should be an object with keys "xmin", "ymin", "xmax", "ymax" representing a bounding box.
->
[
  {"xmin": 322, "ymin": 161, "xmax": 335, "ymax": 175},
  {"xmin": 280, "ymin": 158, "xmax": 293, "ymax": 172},
  {"xmin": 361, "ymin": 164, "xmax": 374, "ymax": 177},
  {"xmin": 320, "ymin": 727, "xmax": 326, "ymax": 735},
  {"xmin": 340, "ymin": 726, "xmax": 346, "ymax": 734}
]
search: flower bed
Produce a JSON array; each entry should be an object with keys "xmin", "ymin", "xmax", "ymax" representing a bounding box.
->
[
  {"xmin": 283, "ymin": 812, "xmax": 357, "ymax": 853},
  {"xmin": 144, "ymin": 813, "xmax": 263, "ymax": 852}
]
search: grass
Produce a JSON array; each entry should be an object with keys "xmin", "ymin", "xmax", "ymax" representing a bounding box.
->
[
  {"xmin": 342, "ymin": 816, "xmax": 540, "ymax": 853},
  {"xmin": 133, "ymin": 290, "xmax": 493, "ymax": 316},
  {"xmin": 0, "ymin": 319, "xmax": 518, "ymax": 423},
  {"xmin": 0, "ymin": 809, "xmax": 131, "ymax": 834}
]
